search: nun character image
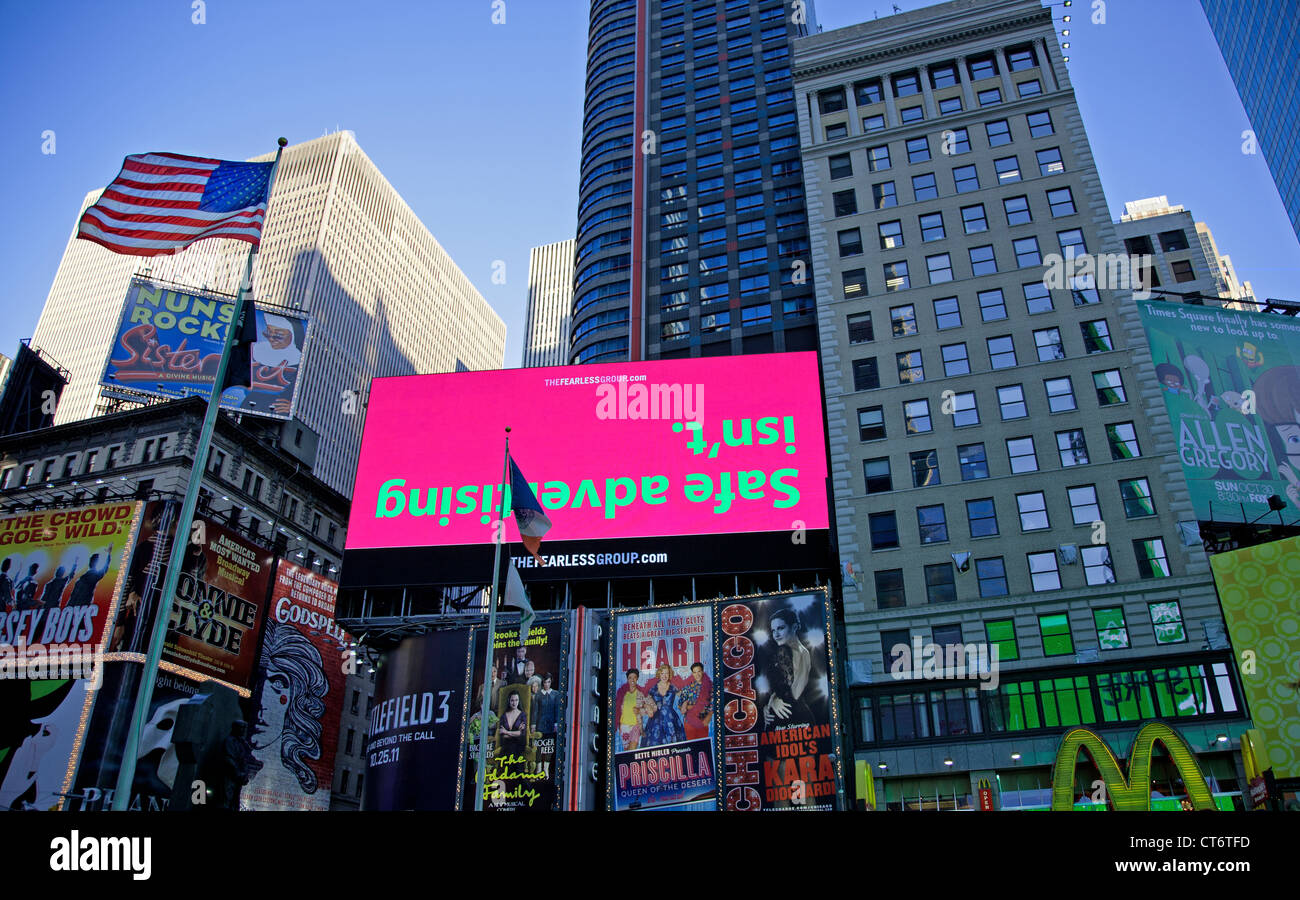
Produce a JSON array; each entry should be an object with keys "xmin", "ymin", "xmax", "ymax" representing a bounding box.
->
[
  {"xmin": 246, "ymin": 312, "xmax": 303, "ymax": 416},
  {"xmin": 247, "ymin": 620, "xmax": 329, "ymax": 799}
]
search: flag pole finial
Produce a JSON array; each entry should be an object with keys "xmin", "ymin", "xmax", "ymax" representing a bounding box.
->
[{"xmin": 277, "ymin": 137, "xmax": 288, "ymax": 147}]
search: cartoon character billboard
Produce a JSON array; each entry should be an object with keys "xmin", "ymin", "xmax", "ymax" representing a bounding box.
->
[{"xmin": 1137, "ymin": 301, "xmax": 1300, "ymax": 522}]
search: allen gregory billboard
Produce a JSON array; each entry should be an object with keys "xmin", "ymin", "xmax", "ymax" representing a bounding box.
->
[{"xmin": 342, "ymin": 354, "xmax": 831, "ymax": 585}]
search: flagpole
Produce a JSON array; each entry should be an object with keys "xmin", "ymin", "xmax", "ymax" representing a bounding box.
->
[
  {"xmin": 111, "ymin": 137, "xmax": 289, "ymax": 811},
  {"xmin": 475, "ymin": 426, "xmax": 511, "ymax": 811}
]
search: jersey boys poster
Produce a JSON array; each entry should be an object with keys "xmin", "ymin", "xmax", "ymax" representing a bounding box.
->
[
  {"xmin": 364, "ymin": 630, "xmax": 472, "ymax": 811},
  {"xmin": 243, "ymin": 560, "xmax": 350, "ymax": 811},
  {"xmin": 0, "ymin": 501, "xmax": 138, "ymax": 656},
  {"xmin": 720, "ymin": 592, "xmax": 842, "ymax": 811},
  {"xmin": 464, "ymin": 616, "xmax": 569, "ymax": 811},
  {"xmin": 608, "ymin": 605, "xmax": 717, "ymax": 811}
]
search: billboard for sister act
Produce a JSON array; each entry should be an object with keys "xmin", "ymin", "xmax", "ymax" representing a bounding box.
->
[
  {"xmin": 342, "ymin": 354, "xmax": 831, "ymax": 584},
  {"xmin": 1137, "ymin": 301, "xmax": 1300, "ymax": 522},
  {"xmin": 101, "ymin": 278, "xmax": 309, "ymax": 420}
]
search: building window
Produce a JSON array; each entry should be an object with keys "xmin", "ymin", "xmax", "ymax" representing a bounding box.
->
[
  {"xmin": 1037, "ymin": 146, "xmax": 1064, "ymax": 176},
  {"xmin": 968, "ymin": 55, "xmax": 997, "ymax": 80},
  {"xmin": 1106, "ymin": 422, "xmax": 1141, "ymax": 459},
  {"xmin": 957, "ymin": 206, "xmax": 988, "ymax": 237},
  {"xmin": 818, "ymin": 87, "xmax": 847, "ymax": 113},
  {"xmin": 856, "ymin": 78, "xmax": 884, "ymax": 105},
  {"xmin": 1080, "ymin": 319, "xmax": 1112, "ymax": 354},
  {"xmin": 843, "ymin": 268, "xmax": 868, "ymax": 297},
  {"xmin": 910, "ymin": 449, "xmax": 941, "ymax": 487},
  {"xmin": 868, "ymin": 144, "xmax": 891, "ymax": 171},
  {"xmin": 1017, "ymin": 491, "xmax": 1049, "ymax": 531},
  {"xmin": 994, "ymin": 156, "xmax": 1021, "ymax": 183},
  {"xmin": 890, "ymin": 304, "xmax": 918, "ymax": 336},
  {"xmin": 1013, "ymin": 236, "xmax": 1041, "ymax": 268},
  {"xmin": 870, "ymin": 511, "xmax": 900, "ymax": 550},
  {"xmin": 1045, "ymin": 377, "xmax": 1076, "ymax": 412},
  {"xmin": 951, "ymin": 391, "xmax": 979, "ymax": 427},
  {"xmin": 930, "ymin": 62, "xmax": 959, "ymax": 88},
  {"xmin": 833, "ymin": 190, "xmax": 858, "ymax": 216},
  {"xmin": 1094, "ymin": 607, "xmax": 1130, "ymax": 650},
  {"xmin": 1057, "ymin": 429, "xmax": 1090, "ymax": 467},
  {"xmin": 1058, "ymin": 228, "xmax": 1087, "ymax": 257},
  {"xmin": 938, "ymin": 96, "xmax": 963, "ymax": 115},
  {"xmin": 1027, "ymin": 110, "xmax": 1054, "ymax": 137},
  {"xmin": 986, "ymin": 118, "xmax": 1012, "ymax": 147},
  {"xmin": 839, "ymin": 228, "xmax": 864, "ymax": 257},
  {"xmin": 341, "ymin": 770, "xmax": 350, "ymax": 794},
  {"xmin": 1008, "ymin": 45, "xmax": 1038, "ymax": 71},
  {"xmin": 893, "ymin": 70, "xmax": 921, "ymax": 97},
  {"xmin": 942, "ymin": 342, "xmax": 969, "ymax": 376},
  {"xmin": 1120, "ymin": 477, "xmax": 1156, "ymax": 518},
  {"xmin": 977, "ymin": 87, "xmax": 1002, "ymax": 106},
  {"xmin": 969, "ymin": 244, "xmax": 997, "ymax": 275},
  {"xmin": 1007, "ymin": 436, "xmax": 1038, "ymax": 473},
  {"xmin": 959, "ymin": 443, "xmax": 989, "ymax": 481},
  {"xmin": 899, "ymin": 105, "xmax": 924, "ymax": 123},
  {"xmin": 858, "ymin": 405, "xmax": 886, "ymax": 441},
  {"xmin": 967, "ymin": 497, "xmax": 998, "ymax": 537},
  {"xmin": 1021, "ymin": 282, "xmax": 1051, "ymax": 315},
  {"xmin": 925, "ymin": 563, "xmax": 956, "ymax": 602},
  {"xmin": 926, "ymin": 253, "xmax": 954, "ymax": 284},
  {"xmin": 700, "ymin": 311, "xmax": 729, "ymax": 333},
  {"xmin": 1047, "ymin": 187, "xmax": 1076, "ymax": 217},
  {"xmin": 873, "ymin": 181, "xmax": 898, "ymax": 209},
  {"xmin": 1082, "ymin": 545, "xmax": 1116, "ymax": 586},
  {"xmin": 985, "ymin": 617, "xmax": 1018, "ymax": 656},
  {"xmin": 1148, "ymin": 599, "xmax": 1185, "ymax": 642},
  {"xmin": 930, "ymin": 297, "xmax": 961, "ymax": 330},
  {"xmin": 875, "ymin": 569, "xmax": 906, "ymax": 608},
  {"xmin": 906, "ymin": 136, "xmax": 931, "ymax": 163},
  {"xmin": 864, "ymin": 457, "xmax": 893, "ymax": 493},
  {"xmin": 1034, "ymin": 327, "xmax": 1066, "ymax": 361},
  {"xmin": 997, "ymin": 384, "xmax": 1027, "ymax": 420},
  {"xmin": 1068, "ymin": 485, "xmax": 1100, "ymax": 526},
  {"xmin": 897, "ymin": 350, "xmax": 924, "ymax": 384},
  {"xmin": 1003, "ymin": 195, "xmax": 1032, "ymax": 226},
  {"xmin": 848, "ymin": 312, "xmax": 875, "ymax": 344},
  {"xmin": 1030, "ymin": 551, "xmax": 1063, "ymax": 594},
  {"xmin": 1171, "ymin": 259, "xmax": 1195, "ymax": 282},
  {"xmin": 904, "ymin": 175, "xmax": 941, "ymax": 210},
  {"xmin": 918, "ymin": 505, "xmax": 949, "ymax": 543},
  {"xmin": 946, "ymin": 127, "xmax": 971, "ymax": 154},
  {"xmin": 854, "ymin": 358, "xmax": 882, "ymax": 392},
  {"xmin": 978, "ymin": 288, "xmax": 1007, "ymax": 321},
  {"xmin": 829, "ymin": 153, "xmax": 853, "ymax": 179},
  {"xmin": 1038, "ymin": 612, "xmax": 1074, "ymax": 655},
  {"xmin": 953, "ymin": 165, "xmax": 979, "ymax": 193},
  {"xmin": 877, "ymin": 220, "xmax": 904, "ymax": 250},
  {"xmin": 1134, "ymin": 538, "xmax": 1171, "ymax": 579},
  {"xmin": 863, "ymin": 113, "xmax": 886, "ymax": 132},
  {"xmin": 1093, "ymin": 369, "xmax": 1127, "ymax": 405},
  {"xmin": 1017, "ymin": 79, "xmax": 1042, "ymax": 98},
  {"xmin": 903, "ymin": 399, "xmax": 932, "ymax": 434},
  {"xmin": 662, "ymin": 320, "xmax": 689, "ymax": 341},
  {"xmin": 883, "ymin": 261, "xmax": 910, "ymax": 292},
  {"xmin": 987, "ymin": 335, "xmax": 1017, "ymax": 369},
  {"xmin": 1158, "ymin": 229, "xmax": 1190, "ymax": 252},
  {"xmin": 919, "ymin": 212, "xmax": 946, "ymax": 242}
]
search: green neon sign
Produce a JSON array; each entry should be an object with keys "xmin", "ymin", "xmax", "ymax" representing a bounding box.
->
[{"xmin": 1050, "ymin": 722, "xmax": 1217, "ymax": 811}]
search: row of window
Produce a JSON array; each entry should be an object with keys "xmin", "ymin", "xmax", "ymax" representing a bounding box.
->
[
  {"xmin": 660, "ymin": 296, "xmax": 815, "ymax": 340},
  {"xmin": 859, "ymin": 657, "xmax": 1235, "ymax": 749},
  {"xmin": 849, "ymin": 319, "xmax": 1113, "ymax": 395},
  {"xmin": 824, "ymin": 78, "xmax": 1046, "ymax": 139},
  {"xmin": 818, "ymin": 46, "xmax": 1041, "ymax": 117},
  {"xmin": 837, "ymin": 189, "xmax": 1076, "ymax": 249},
  {"xmin": 869, "ymin": 535, "xmax": 1173, "ymax": 609}
]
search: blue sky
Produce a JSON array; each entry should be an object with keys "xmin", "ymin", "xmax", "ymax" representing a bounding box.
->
[{"xmin": 1, "ymin": 0, "xmax": 1296, "ymax": 370}]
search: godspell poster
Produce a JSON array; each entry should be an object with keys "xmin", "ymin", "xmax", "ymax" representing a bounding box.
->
[
  {"xmin": 463, "ymin": 616, "xmax": 569, "ymax": 811},
  {"xmin": 608, "ymin": 604, "xmax": 716, "ymax": 811},
  {"xmin": 718, "ymin": 591, "xmax": 842, "ymax": 811}
]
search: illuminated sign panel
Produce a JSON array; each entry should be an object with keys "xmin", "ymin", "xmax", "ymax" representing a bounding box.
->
[
  {"xmin": 343, "ymin": 354, "xmax": 831, "ymax": 583},
  {"xmin": 1049, "ymin": 723, "xmax": 1216, "ymax": 810}
]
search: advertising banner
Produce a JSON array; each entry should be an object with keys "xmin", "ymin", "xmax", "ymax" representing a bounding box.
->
[
  {"xmin": 608, "ymin": 604, "xmax": 716, "ymax": 811},
  {"xmin": 242, "ymin": 560, "xmax": 349, "ymax": 811},
  {"xmin": 66, "ymin": 663, "xmax": 207, "ymax": 811},
  {"xmin": 0, "ymin": 501, "xmax": 139, "ymax": 657},
  {"xmin": 101, "ymin": 278, "xmax": 309, "ymax": 420},
  {"xmin": 363, "ymin": 631, "xmax": 472, "ymax": 810},
  {"xmin": 1136, "ymin": 300, "xmax": 1300, "ymax": 522},
  {"xmin": 1210, "ymin": 534, "xmax": 1300, "ymax": 780},
  {"xmin": 0, "ymin": 678, "xmax": 94, "ymax": 810},
  {"xmin": 464, "ymin": 616, "xmax": 569, "ymax": 811},
  {"xmin": 718, "ymin": 591, "xmax": 841, "ymax": 811},
  {"xmin": 343, "ymin": 354, "xmax": 831, "ymax": 583},
  {"xmin": 109, "ymin": 501, "xmax": 272, "ymax": 688}
]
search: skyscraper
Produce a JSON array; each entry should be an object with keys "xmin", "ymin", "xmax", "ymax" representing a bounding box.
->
[
  {"xmin": 30, "ymin": 132, "xmax": 505, "ymax": 495},
  {"xmin": 1200, "ymin": 0, "xmax": 1300, "ymax": 245},
  {"xmin": 522, "ymin": 239, "xmax": 575, "ymax": 368},
  {"xmin": 795, "ymin": 0, "xmax": 1246, "ymax": 810},
  {"xmin": 573, "ymin": 0, "xmax": 820, "ymax": 365}
]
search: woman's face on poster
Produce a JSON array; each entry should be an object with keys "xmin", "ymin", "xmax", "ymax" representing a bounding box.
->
[
  {"xmin": 508, "ymin": 692, "xmax": 520, "ymax": 710},
  {"xmin": 251, "ymin": 672, "xmax": 291, "ymax": 750},
  {"xmin": 772, "ymin": 618, "xmax": 791, "ymax": 644}
]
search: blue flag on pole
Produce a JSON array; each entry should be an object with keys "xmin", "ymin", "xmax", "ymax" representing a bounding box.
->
[{"xmin": 509, "ymin": 457, "xmax": 552, "ymax": 564}]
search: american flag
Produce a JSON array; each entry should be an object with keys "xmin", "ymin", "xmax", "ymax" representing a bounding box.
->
[{"xmin": 77, "ymin": 152, "xmax": 275, "ymax": 257}]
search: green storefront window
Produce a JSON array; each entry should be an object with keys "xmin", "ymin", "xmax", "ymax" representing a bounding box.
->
[
  {"xmin": 1093, "ymin": 606, "xmax": 1129, "ymax": 649},
  {"xmin": 985, "ymin": 618, "xmax": 1019, "ymax": 661}
]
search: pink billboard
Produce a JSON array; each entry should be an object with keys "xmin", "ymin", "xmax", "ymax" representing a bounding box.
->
[{"xmin": 345, "ymin": 354, "xmax": 828, "ymax": 561}]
